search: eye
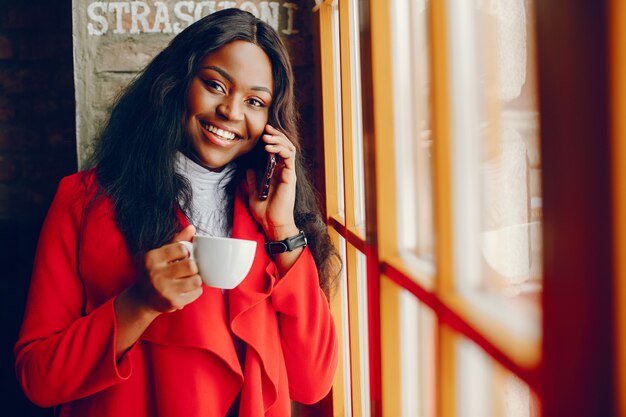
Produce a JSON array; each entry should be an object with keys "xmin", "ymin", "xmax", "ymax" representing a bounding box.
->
[
  {"xmin": 246, "ymin": 97, "xmax": 265, "ymax": 108},
  {"xmin": 202, "ymin": 79, "xmax": 225, "ymax": 94}
]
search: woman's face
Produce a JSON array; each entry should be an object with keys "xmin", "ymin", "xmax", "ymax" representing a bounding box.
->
[{"xmin": 185, "ymin": 40, "xmax": 274, "ymax": 170}]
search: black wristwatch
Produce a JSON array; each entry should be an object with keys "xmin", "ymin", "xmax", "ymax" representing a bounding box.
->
[{"xmin": 265, "ymin": 230, "xmax": 307, "ymax": 255}]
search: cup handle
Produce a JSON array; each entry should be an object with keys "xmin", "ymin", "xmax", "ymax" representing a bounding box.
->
[{"xmin": 179, "ymin": 240, "xmax": 194, "ymax": 261}]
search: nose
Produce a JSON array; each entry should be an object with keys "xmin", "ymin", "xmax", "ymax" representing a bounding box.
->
[{"xmin": 216, "ymin": 97, "xmax": 244, "ymax": 121}]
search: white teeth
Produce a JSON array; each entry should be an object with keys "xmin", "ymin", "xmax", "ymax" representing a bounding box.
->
[{"xmin": 206, "ymin": 124, "xmax": 236, "ymax": 140}]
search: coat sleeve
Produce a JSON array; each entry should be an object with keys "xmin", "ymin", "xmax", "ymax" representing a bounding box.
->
[
  {"xmin": 14, "ymin": 174, "xmax": 133, "ymax": 408},
  {"xmin": 269, "ymin": 248, "xmax": 339, "ymax": 404}
]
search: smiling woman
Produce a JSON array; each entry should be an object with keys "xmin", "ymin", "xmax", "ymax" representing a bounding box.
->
[
  {"xmin": 14, "ymin": 8, "xmax": 339, "ymax": 417},
  {"xmin": 184, "ymin": 41, "xmax": 273, "ymax": 169}
]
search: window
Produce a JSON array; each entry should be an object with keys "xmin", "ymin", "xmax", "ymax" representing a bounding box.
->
[
  {"xmin": 318, "ymin": 0, "xmax": 541, "ymax": 414},
  {"xmin": 393, "ymin": 0, "xmax": 435, "ymax": 269},
  {"xmin": 316, "ymin": 0, "xmax": 620, "ymax": 415},
  {"xmin": 447, "ymin": 0, "xmax": 541, "ymax": 336}
]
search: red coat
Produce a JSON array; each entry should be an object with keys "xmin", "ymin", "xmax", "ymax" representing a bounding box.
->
[{"xmin": 14, "ymin": 170, "xmax": 338, "ymax": 417}]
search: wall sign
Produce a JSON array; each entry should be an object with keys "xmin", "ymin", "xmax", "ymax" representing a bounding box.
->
[
  {"xmin": 86, "ymin": 1, "xmax": 301, "ymax": 36},
  {"xmin": 73, "ymin": 0, "xmax": 312, "ymax": 167}
]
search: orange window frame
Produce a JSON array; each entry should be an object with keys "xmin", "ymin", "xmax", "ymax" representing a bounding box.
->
[
  {"xmin": 317, "ymin": 1, "xmax": 620, "ymax": 416},
  {"xmin": 610, "ymin": 0, "xmax": 626, "ymax": 414},
  {"xmin": 318, "ymin": 0, "xmax": 542, "ymax": 415}
]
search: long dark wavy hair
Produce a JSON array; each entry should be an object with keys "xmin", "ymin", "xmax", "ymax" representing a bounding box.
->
[{"xmin": 89, "ymin": 9, "xmax": 339, "ymax": 294}]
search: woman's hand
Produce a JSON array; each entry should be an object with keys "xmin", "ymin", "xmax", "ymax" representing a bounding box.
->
[
  {"xmin": 131, "ymin": 225, "xmax": 203, "ymax": 313},
  {"xmin": 247, "ymin": 124, "xmax": 299, "ymax": 241},
  {"xmin": 114, "ymin": 225, "xmax": 201, "ymax": 359}
]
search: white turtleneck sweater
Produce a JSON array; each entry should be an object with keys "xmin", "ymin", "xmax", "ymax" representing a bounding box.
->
[{"xmin": 174, "ymin": 151, "xmax": 236, "ymax": 238}]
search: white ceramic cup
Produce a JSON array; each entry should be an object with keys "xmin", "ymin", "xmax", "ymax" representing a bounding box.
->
[{"xmin": 179, "ymin": 236, "xmax": 257, "ymax": 289}]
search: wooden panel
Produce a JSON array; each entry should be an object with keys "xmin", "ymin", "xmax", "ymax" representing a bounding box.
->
[
  {"xmin": 346, "ymin": 244, "xmax": 364, "ymax": 417},
  {"xmin": 438, "ymin": 325, "xmax": 456, "ymax": 417},
  {"xmin": 328, "ymin": 229, "xmax": 348, "ymax": 417},
  {"xmin": 352, "ymin": 1, "xmax": 383, "ymax": 414},
  {"xmin": 610, "ymin": 0, "xmax": 626, "ymax": 414},
  {"xmin": 428, "ymin": 2, "xmax": 455, "ymax": 416},
  {"xmin": 318, "ymin": 2, "xmax": 341, "ymax": 221},
  {"xmin": 317, "ymin": 5, "xmax": 347, "ymax": 415},
  {"xmin": 429, "ymin": 0, "xmax": 454, "ymax": 296},
  {"xmin": 380, "ymin": 275, "xmax": 401, "ymax": 417},
  {"xmin": 492, "ymin": 365, "xmax": 508, "ymax": 417},
  {"xmin": 338, "ymin": 0, "xmax": 358, "ymax": 231},
  {"xmin": 536, "ymin": 1, "xmax": 614, "ymax": 416},
  {"xmin": 368, "ymin": 0, "xmax": 397, "ymax": 262}
]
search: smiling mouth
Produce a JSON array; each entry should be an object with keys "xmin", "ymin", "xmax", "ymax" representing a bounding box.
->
[{"xmin": 199, "ymin": 120, "xmax": 241, "ymax": 141}]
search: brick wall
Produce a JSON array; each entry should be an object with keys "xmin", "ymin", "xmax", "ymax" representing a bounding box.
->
[
  {"xmin": 0, "ymin": 0, "xmax": 75, "ymax": 415},
  {"xmin": 0, "ymin": 1, "xmax": 77, "ymax": 217}
]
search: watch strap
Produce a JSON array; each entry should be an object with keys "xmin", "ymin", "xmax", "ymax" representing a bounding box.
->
[{"xmin": 265, "ymin": 230, "xmax": 307, "ymax": 255}]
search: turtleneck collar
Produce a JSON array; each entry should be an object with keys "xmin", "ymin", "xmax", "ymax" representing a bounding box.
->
[{"xmin": 174, "ymin": 151, "xmax": 236, "ymax": 237}]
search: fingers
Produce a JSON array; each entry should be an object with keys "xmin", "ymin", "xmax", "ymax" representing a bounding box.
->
[
  {"xmin": 142, "ymin": 258, "xmax": 203, "ymax": 312},
  {"xmin": 168, "ymin": 258, "xmax": 199, "ymax": 278},
  {"xmin": 171, "ymin": 224, "xmax": 196, "ymax": 243},
  {"xmin": 158, "ymin": 273, "xmax": 202, "ymax": 297},
  {"xmin": 173, "ymin": 274, "xmax": 203, "ymax": 293},
  {"xmin": 263, "ymin": 125, "xmax": 296, "ymax": 167},
  {"xmin": 144, "ymin": 241, "xmax": 191, "ymax": 270},
  {"xmin": 139, "ymin": 225, "xmax": 204, "ymax": 313},
  {"xmin": 146, "ymin": 258, "xmax": 198, "ymax": 288},
  {"xmin": 167, "ymin": 279, "xmax": 203, "ymax": 311},
  {"xmin": 176, "ymin": 287, "xmax": 203, "ymax": 304}
]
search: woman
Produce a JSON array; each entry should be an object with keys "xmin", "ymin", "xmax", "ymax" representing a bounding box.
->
[{"xmin": 15, "ymin": 9, "xmax": 339, "ymax": 417}]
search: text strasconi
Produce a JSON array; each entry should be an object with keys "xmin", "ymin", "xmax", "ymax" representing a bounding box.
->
[{"xmin": 87, "ymin": 1, "xmax": 301, "ymax": 36}]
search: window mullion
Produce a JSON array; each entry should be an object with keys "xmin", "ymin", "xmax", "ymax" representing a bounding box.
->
[
  {"xmin": 319, "ymin": 3, "xmax": 341, "ymax": 223},
  {"xmin": 338, "ymin": 0, "xmax": 357, "ymax": 232}
]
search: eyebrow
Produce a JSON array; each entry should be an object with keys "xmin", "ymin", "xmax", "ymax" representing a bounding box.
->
[{"xmin": 201, "ymin": 65, "xmax": 273, "ymax": 96}]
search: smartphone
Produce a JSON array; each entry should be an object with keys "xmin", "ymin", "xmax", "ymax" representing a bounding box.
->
[{"xmin": 258, "ymin": 153, "xmax": 276, "ymax": 200}]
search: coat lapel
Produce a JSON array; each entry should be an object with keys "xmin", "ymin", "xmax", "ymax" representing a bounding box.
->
[
  {"xmin": 140, "ymin": 287, "xmax": 243, "ymax": 378},
  {"xmin": 143, "ymin": 189, "xmax": 282, "ymax": 413},
  {"xmin": 228, "ymin": 190, "xmax": 281, "ymax": 412},
  {"xmin": 140, "ymin": 211, "xmax": 243, "ymax": 380}
]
